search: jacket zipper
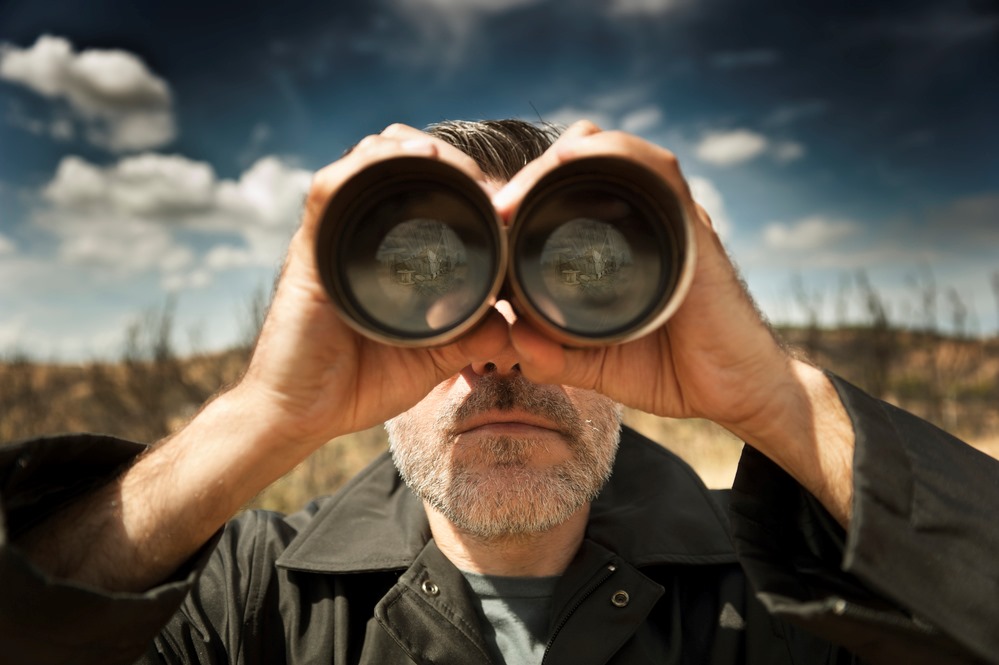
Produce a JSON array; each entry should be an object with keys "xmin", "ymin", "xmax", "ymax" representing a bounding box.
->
[{"xmin": 540, "ymin": 563, "xmax": 618, "ymax": 665}]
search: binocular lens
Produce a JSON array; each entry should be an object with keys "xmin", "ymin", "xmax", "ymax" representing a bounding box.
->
[
  {"xmin": 316, "ymin": 158, "xmax": 504, "ymax": 345},
  {"xmin": 509, "ymin": 157, "xmax": 689, "ymax": 344},
  {"xmin": 316, "ymin": 155, "xmax": 692, "ymax": 347}
]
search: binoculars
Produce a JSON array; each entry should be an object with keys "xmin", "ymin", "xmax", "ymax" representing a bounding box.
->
[{"xmin": 315, "ymin": 155, "xmax": 695, "ymax": 347}]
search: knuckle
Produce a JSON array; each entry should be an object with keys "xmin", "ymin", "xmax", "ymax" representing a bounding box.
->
[
  {"xmin": 352, "ymin": 134, "xmax": 382, "ymax": 154},
  {"xmin": 572, "ymin": 119, "xmax": 603, "ymax": 134},
  {"xmin": 653, "ymin": 149, "xmax": 681, "ymax": 175},
  {"xmin": 305, "ymin": 176, "xmax": 330, "ymax": 212},
  {"xmin": 381, "ymin": 122, "xmax": 412, "ymax": 137}
]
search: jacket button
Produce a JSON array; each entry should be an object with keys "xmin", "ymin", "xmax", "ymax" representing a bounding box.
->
[
  {"xmin": 611, "ymin": 590, "xmax": 630, "ymax": 608},
  {"xmin": 421, "ymin": 580, "xmax": 440, "ymax": 597}
]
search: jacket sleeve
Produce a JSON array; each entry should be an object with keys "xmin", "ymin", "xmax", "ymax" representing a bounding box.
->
[
  {"xmin": 0, "ymin": 434, "xmax": 219, "ymax": 665},
  {"xmin": 729, "ymin": 372, "xmax": 999, "ymax": 665}
]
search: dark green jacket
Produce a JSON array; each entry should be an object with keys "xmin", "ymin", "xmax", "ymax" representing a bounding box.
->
[{"xmin": 1, "ymin": 375, "xmax": 996, "ymax": 664}]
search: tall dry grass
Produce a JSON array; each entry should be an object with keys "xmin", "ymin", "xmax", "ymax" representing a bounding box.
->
[{"xmin": 2, "ymin": 274, "xmax": 998, "ymax": 514}]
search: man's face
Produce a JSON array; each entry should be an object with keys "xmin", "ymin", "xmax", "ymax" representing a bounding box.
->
[{"xmin": 386, "ymin": 359, "xmax": 622, "ymax": 539}]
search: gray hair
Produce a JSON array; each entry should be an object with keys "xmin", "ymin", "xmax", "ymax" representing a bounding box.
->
[{"xmin": 425, "ymin": 119, "xmax": 563, "ymax": 181}]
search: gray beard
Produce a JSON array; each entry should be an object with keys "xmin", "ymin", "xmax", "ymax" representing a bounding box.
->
[{"xmin": 386, "ymin": 374, "xmax": 621, "ymax": 539}]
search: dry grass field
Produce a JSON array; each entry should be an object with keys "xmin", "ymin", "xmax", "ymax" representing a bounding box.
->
[{"xmin": 2, "ymin": 326, "xmax": 997, "ymax": 514}]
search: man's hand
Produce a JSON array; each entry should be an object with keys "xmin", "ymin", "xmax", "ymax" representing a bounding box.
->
[
  {"xmin": 497, "ymin": 122, "xmax": 855, "ymax": 524},
  {"xmin": 237, "ymin": 124, "xmax": 510, "ymax": 453}
]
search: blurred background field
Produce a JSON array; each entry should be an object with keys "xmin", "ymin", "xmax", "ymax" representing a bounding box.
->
[{"xmin": 2, "ymin": 292, "xmax": 997, "ymax": 515}]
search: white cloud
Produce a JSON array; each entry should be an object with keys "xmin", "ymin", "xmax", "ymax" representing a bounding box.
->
[
  {"xmin": 695, "ymin": 129, "xmax": 768, "ymax": 166},
  {"xmin": 608, "ymin": 0, "xmax": 682, "ymax": 15},
  {"xmin": 0, "ymin": 314, "xmax": 28, "ymax": 351},
  {"xmin": 695, "ymin": 129, "xmax": 808, "ymax": 167},
  {"xmin": 162, "ymin": 268, "xmax": 212, "ymax": 292},
  {"xmin": 0, "ymin": 35, "xmax": 175, "ymax": 152},
  {"xmin": 110, "ymin": 153, "xmax": 216, "ymax": 215},
  {"xmin": 205, "ymin": 244, "xmax": 256, "ymax": 271},
  {"xmin": 216, "ymin": 156, "xmax": 311, "ymax": 228},
  {"xmin": 0, "ymin": 35, "xmax": 73, "ymax": 97},
  {"xmin": 43, "ymin": 152, "xmax": 309, "ymax": 228},
  {"xmin": 544, "ymin": 94, "xmax": 666, "ymax": 134},
  {"xmin": 763, "ymin": 216, "xmax": 859, "ymax": 251},
  {"xmin": 43, "ymin": 156, "xmax": 110, "ymax": 208},
  {"xmin": 620, "ymin": 106, "xmax": 664, "ymax": 134},
  {"xmin": 0, "ymin": 252, "xmax": 50, "ymax": 298},
  {"xmin": 36, "ymin": 152, "xmax": 311, "ymax": 286},
  {"xmin": 764, "ymin": 100, "xmax": 829, "ymax": 126},
  {"xmin": 543, "ymin": 106, "xmax": 617, "ymax": 132},
  {"xmin": 688, "ymin": 176, "xmax": 731, "ymax": 239},
  {"xmin": 772, "ymin": 140, "xmax": 805, "ymax": 163},
  {"xmin": 44, "ymin": 152, "xmax": 217, "ymax": 216},
  {"xmin": 745, "ymin": 193, "xmax": 999, "ymax": 275},
  {"xmin": 0, "ymin": 231, "xmax": 14, "ymax": 254},
  {"xmin": 54, "ymin": 221, "xmax": 193, "ymax": 276},
  {"xmin": 86, "ymin": 110, "xmax": 175, "ymax": 153}
]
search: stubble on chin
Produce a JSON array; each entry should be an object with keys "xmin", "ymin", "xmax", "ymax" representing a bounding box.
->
[{"xmin": 386, "ymin": 374, "xmax": 622, "ymax": 539}]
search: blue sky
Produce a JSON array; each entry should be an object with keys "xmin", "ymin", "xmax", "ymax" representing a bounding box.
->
[{"xmin": 1, "ymin": 0, "xmax": 997, "ymax": 359}]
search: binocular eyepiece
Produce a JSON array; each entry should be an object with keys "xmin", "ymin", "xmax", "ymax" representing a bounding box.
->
[{"xmin": 315, "ymin": 155, "xmax": 695, "ymax": 347}]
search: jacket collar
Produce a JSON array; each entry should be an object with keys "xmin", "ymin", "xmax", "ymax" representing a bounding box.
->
[{"xmin": 276, "ymin": 426, "xmax": 736, "ymax": 574}]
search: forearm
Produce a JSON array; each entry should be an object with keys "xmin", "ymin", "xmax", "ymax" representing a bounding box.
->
[
  {"xmin": 726, "ymin": 359, "xmax": 855, "ymax": 526},
  {"xmin": 15, "ymin": 384, "xmax": 322, "ymax": 592}
]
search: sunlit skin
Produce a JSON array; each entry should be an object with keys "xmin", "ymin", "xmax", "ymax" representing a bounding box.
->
[
  {"xmin": 408, "ymin": 301, "xmax": 608, "ymax": 473},
  {"xmin": 412, "ymin": 374, "xmax": 620, "ymax": 575}
]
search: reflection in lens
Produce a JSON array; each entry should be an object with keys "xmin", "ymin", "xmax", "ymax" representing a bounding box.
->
[
  {"xmin": 369, "ymin": 219, "xmax": 470, "ymax": 328},
  {"xmin": 540, "ymin": 219, "xmax": 633, "ymax": 317},
  {"xmin": 335, "ymin": 183, "xmax": 499, "ymax": 340},
  {"xmin": 515, "ymin": 183, "xmax": 674, "ymax": 339}
]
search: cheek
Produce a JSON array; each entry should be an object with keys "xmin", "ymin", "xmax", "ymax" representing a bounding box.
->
[
  {"xmin": 392, "ymin": 377, "xmax": 468, "ymax": 434},
  {"xmin": 567, "ymin": 389, "xmax": 622, "ymax": 424}
]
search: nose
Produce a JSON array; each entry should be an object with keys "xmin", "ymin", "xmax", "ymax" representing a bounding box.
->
[
  {"xmin": 470, "ymin": 353, "xmax": 522, "ymax": 377},
  {"xmin": 470, "ymin": 300, "xmax": 523, "ymax": 377}
]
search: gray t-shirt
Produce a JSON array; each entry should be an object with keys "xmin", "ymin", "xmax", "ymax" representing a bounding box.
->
[{"xmin": 461, "ymin": 570, "xmax": 560, "ymax": 665}]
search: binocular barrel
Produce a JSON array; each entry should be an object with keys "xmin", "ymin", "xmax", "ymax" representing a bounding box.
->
[{"xmin": 315, "ymin": 155, "xmax": 694, "ymax": 347}]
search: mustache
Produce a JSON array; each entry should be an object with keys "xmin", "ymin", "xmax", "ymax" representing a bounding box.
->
[{"xmin": 448, "ymin": 373, "xmax": 582, "ymax": 438}]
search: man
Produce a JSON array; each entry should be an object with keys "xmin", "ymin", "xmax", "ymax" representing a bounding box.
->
[{"xmin": 0, "ymin": 120, "xmax": 996, "ymax": 664}]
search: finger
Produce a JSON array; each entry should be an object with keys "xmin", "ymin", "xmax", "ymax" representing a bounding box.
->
[
  {"xmin": 492, "ymin": 119, "xmax": 603, "ymax": 216},
  {"xmin": 552, "ymin": 130, "xmax": 695, "ymax": 209},
  {"xmin": 380, "ymin": 123, "xmax": 489, "ymax": 185},
  {"xmin": 508, "ymin": 317, "xmax": 604, "ymax": 390},
  {"xmin": 693, "ymin": 202, "xmax": 715, "ymax": 231},
  {"xmin": 303, "ymin": 133, "xmax": 438, "ymax": 225}
]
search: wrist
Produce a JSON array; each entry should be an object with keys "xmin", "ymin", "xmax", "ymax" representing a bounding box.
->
[
  {"xmin": 217, "ymin": 377, "xmax": 348, "ymax": 454},
  {"xmin": 727, "ymin": 359, "xmax": 855, "ymax": 524}
]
